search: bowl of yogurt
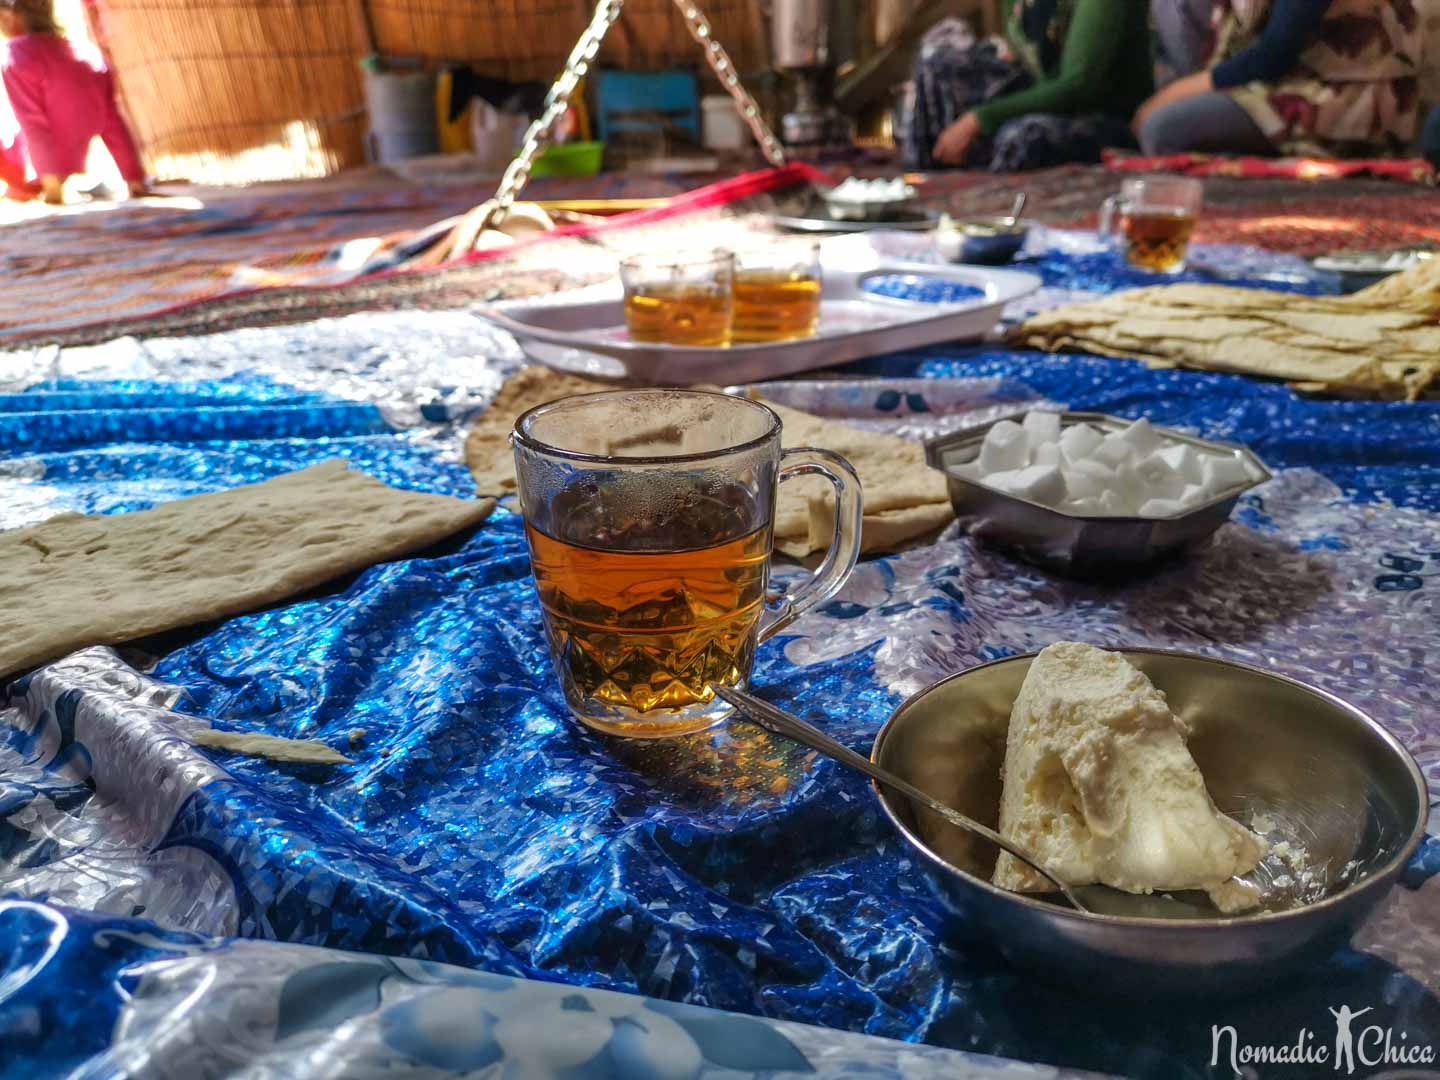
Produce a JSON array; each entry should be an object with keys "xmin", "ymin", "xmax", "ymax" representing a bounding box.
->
[{"xmin": 870, "ymin": 645, "xmax": 1427, "ymax": 994}]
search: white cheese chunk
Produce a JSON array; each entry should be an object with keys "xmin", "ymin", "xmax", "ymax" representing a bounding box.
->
[{"xmin": 993, "ymin": 642, "xmax": 1266, "ymax": 896}]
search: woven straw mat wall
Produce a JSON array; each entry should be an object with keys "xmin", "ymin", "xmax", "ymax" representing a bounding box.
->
[{"xmin": 96, "ymin": 0, "xmax": 768, "ymax": 182}]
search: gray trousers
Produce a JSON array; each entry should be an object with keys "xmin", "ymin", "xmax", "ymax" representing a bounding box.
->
[
  {"xmin": 1137, "ymin": 92, "xmax": 1275, "ymax": 155},
  {"xmin": 1144, "ymin": 0, "xmax": 1275, "ymax": 156}
]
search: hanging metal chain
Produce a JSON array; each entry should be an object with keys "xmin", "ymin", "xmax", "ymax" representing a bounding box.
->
[
  {"xmin": 484, "ymin": 0, "xmax": 785, "ymax": 231},
  {"xmin": 485, "ymin": 0, "xmax": 626, "ymax": 228},
  {"xmin": 671, "ymin": 0, "xmax": 786, "ymax": 167}
]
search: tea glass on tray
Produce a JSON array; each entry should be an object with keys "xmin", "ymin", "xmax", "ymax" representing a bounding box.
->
[
  {"xmin": 619, "ymin": 243, "xmax": 826, "ymax": 347},
  {"xmin": 732, "ymin": 240, "xmax": 823, "ymax": 343},
  {"xmin": 619, "ymin": 249, "xmax": 735, "ymax": 347}
]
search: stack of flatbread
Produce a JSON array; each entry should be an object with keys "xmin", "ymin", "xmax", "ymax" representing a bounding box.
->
[
  {"xmin": 1012, "ymin": 257, "xmax": 1440, "ymax": 400},
  {"xmin": 464, "ymin": 366, "xmax": 954, "ymax": 556}
]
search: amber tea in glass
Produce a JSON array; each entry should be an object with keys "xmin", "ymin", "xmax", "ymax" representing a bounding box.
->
[
  {"xmin": 1121, "ymin": 209, "xmax": 1197, "ymax": 273},
  {"xmin": 733, "ymin": 242, "xmax": 823, "ymax": 343},
  {"xmin": 1100, "ymin": 176, "xmax": 1203, "ymax": 274},
  {"xmin": 513, "ymin": 390, "xmax": 862, "ymax": 737},
  {"xmin": 620, "ymin": 249, "xmax": 733, "ymax": 346},
  {"xmin": 525, "ymin": 488, "xmax": 769, "ymax": 719}
]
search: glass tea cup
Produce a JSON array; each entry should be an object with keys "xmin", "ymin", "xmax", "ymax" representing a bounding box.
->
[
  {"xmin": 1099, "ymin": 176, "xmax": 1203, "ymax": 273},
  {"xmin": 513, "ymin": 389, "xmax": 862, "ymax": 738},
  {"xmin": 619, "ymin": 249, "xmax": 734, "ymax": 347},
  {"xmin": 732, "ymin": 240, "xmax": 824, "ymax": 343}
]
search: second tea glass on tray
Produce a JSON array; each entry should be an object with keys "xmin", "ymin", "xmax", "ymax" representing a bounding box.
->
[
  {"xmin": 732, "ymin": 240, "xmax": 823, "ymax": 343},
  {"xmin": 513, "ymin": 390, "xmax": 862, "ymax": 738}
]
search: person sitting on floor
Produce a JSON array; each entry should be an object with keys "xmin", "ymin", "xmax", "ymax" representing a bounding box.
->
[
  {"xmin": 1136, "ymin": 0, "xmax": 1423, "ymax": 158},
  {"xmin": 907, "ymin": 0, "xmax": 1153, "ymax": 172},
  {"xmin": 0, "ymin": 0, "xmax": 147, "ymax": 204}
]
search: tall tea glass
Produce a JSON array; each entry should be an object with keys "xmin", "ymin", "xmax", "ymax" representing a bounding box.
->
[
  {"xmin": 1099, "ymin": 175, "xmax": 1203, "ymax": 273},
  {"xmin": 514, "ymin": 389, "xmax": 862, "ymax": 737}
]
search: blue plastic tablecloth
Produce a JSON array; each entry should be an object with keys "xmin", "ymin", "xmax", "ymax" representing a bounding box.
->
[{"xmin": 1, "ymin": 241, "xmax": 1437, "ymax": 1079}]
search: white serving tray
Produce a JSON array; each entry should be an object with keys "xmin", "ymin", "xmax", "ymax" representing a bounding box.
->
[{"xmin": 479, "ymin": 259, "xmax": 1040, "ymax": 385}]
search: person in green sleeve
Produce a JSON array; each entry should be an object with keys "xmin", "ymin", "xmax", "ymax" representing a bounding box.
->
[{"xmin": 906, "ymin": 0, "xmax": 1153, "ymax": 171}]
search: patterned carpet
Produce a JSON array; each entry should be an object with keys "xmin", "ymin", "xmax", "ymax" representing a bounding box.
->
[
  {"xmin": 2, "ymin": 163, "xmax": 1437, "ymax": 349},
  {"xmin": 917, "ymin": 166, "xmax": 1440, "ymax": 255}
]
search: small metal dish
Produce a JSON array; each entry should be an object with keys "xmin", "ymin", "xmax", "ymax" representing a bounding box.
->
[
  {"xmin": 871, "ymin": 649, "xmax": 1428, "ymax": 995},
  {"xmin": 935, "ymin": 214, "xmax": 1030, "ymax": 265},
  {"xmin": 820, "ymin": 185, "xmax": 919, "ymax": 222},
  {"xmin": 1310, "ymin": 246, "xmax": 1436, "ymax": 293},
  {"xmin": 925, "ymin": 411, "xmax": 1271, "ymax": 578}
]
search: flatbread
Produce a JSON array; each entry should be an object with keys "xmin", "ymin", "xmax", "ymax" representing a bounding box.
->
[
  {"xmin": 0, "ymin": 461, "xmax": 494, "ymax": 680},
  {"xmin": 191, "ymin": 729, "xmax": 353, "ymax": 765},
  {"xmin": 755, "ymin": 398, "xmax": 953, "ymax": 556},
  {"xmin": 1013, "ymin": 270, "xmax": 1440, "ymax": 400},
  {"xmin": 465, "ymin": 367, "xmax": 615, "ymax": 494},
  {"xmin": 464, "ymin": 368, "xmax": 955, "ymax": 556}
]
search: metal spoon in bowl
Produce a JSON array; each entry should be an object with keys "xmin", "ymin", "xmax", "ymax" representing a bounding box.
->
[
  {"xmin": 712, "ymin": 684, "xmax": 1092, "ymax": 914},
  {"xmin": 1008, "ymin": 191, "xmax": 1027, "ymax": 223}
]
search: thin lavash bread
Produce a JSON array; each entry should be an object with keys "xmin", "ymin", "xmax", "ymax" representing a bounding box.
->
[
  {"xmin": 0, "ymin": 461, "xmax": 495, "ymax": 681},
  {"xmin": 464, "ymin": 366, "xmax": 954, "ymax": 556},
  {"xmin": 1010, "ymin": 265, "xmax": 1440, "ymax": 400}
]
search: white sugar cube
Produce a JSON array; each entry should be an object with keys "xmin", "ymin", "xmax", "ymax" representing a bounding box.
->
[
  {"xmin": 1092, "ymin": 433, "xmax": 1135, "ymax": 470},
  {"xmin": 1131, "ymin": 452, "xmax": 1186, "ymax": 500},
  {"xmin": 1059, "ymin": 423, "xmax": 1104, "ymax": 462},
  {"xmin": 991, "ymin": 464, "xmax": 1066, "ymax": 506},
  {"xmin": 1062, "ymin": 466, "xmax": 1104, "ymax": 499},
  {"xmin": 1107, "ymin": 475, "xmax": 1145, "ymax": 514},
  {"xmin": 1119, "ymin": 417, "xmax": 1163, "ymax": 457},
  {"xmin": 1139, "ymin": 497, "xmax": 1183, "ymax": 517},
  {"xmin": 978, "ymin": 420, "xmax": 1029, "ymax": 474},
  {"xmin": 1022, "ymin": 410, "xmax": 1062, "ymax": 445},
  {"xmin": 1200, "ymin": 452, "xmax": 1251, "ymax": 493},
  {"xmin": 1064, "ymin": 496, "xmax": 1103, "ymax": 516},
  {"xmin": 1097, "ymin": 489, "xmax": 1129, "ymax": 515},
  {"xmin": 1032, "ymin": 442, "xmax": 1062, "ymax": 467},
  {"xmin": 1070, "ymin": 457, "xmax": 1116, "ymax": 483},
  {"xmin": 1158, "ymin": 443, "xmax": 1201, "ymax": 483},
  {"xmin": 1180, "ymin": 482, "xmax": 1208, "ymax": 506}
]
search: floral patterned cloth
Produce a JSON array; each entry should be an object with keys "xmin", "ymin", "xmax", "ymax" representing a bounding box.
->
[{"xmin": 1211, "ymin": 0, "xmax": 1423, "ymax": 154}]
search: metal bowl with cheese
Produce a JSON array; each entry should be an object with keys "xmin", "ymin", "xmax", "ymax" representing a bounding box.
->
[{"xmin": 870, "ymin": 648, "xmax": 1426, "ymax": 994}]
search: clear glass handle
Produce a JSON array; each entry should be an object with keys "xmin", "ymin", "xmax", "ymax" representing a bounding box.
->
[
  {"xmin": 758, "ymin": 447, "xmax": 864, "ymax": 642},
  {"xmin": 1098, "ymin": 194, "xmax": 1123, "ymax": 239}
]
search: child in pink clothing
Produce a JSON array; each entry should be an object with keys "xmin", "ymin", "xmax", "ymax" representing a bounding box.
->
[{"xmin": 0, "ymin": 0, "xmax": 146, "ymax": 203}]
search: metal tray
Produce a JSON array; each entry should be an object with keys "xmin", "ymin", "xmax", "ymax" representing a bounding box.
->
[
  {"xmin": 926, "ymin": 411, "xmax": 1271, "ymax": 578},
  {"xmin": 772, "ymin": 205, "xmax": 939, "ymax": 233},
  {"xmin": 481, "ymin": 261, "xmax": 1039, "ymax": 385}
]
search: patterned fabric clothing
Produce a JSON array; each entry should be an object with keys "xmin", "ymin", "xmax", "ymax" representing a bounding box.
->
[
  {"xmin": 1210, "ymin": 0, "xmax": 1423, "ymax": 154},
  {"xmin": 906, "ymin": 43, "xmax": 1136, "ymax": 171}
]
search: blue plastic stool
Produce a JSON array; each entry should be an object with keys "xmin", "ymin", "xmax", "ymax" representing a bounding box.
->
[{"xmin": 595, "ymin": 70, "xmax": 700, "ymax": 144}]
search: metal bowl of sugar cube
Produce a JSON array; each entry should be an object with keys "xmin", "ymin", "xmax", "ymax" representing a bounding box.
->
[
  {"xmin": 820, "ymin": 177, "xmax": 919, "ymax": 221},
  {"xmin": 871, "ymin": 645, "xmax": 1428, "ymax": 995},
  {"xmin": 925, "ymin": 411, "xmax": 1270, "ymax": 578}
]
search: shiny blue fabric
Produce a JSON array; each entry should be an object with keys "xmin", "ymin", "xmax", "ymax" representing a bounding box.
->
[{"xmin": 2, "ymin": 251, "xmax": 1438, "ymax": 1079}]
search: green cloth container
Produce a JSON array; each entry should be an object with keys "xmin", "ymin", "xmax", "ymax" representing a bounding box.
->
[{"xmin": 530, "ymin": 141, "xmax": 605, "ymax": 177}]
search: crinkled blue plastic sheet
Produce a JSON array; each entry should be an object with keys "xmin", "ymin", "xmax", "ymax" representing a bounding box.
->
[{"xmin": 1, "ymin": 237, "xmax": 1438, "ymax": 1080}]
